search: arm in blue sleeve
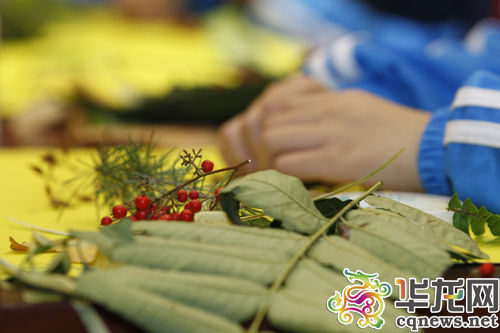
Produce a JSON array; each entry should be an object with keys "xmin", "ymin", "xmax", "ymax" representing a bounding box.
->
[{"xmin": 418, "ymin": 71, "xmax": 500, "ymax": 213}]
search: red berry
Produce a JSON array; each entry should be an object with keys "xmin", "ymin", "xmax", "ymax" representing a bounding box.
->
[
  {"xmin": 159, "ymin": 214, "xmax": 173, "ymax": 221},
  {"xmin": 135, "ymin": 195, "xmax": 151, "ymax": 210},
  {"xmin": 185, "ymin": 202, "xmax": 191, "ymax": 210},
  {"xmin": 136, "ymin": 210, "xmax": 148, "ymax": 220},
  {"xmin": 201, "ymin": 160, "xmax": 214, "ymax": 173},
  {"xmin": 177, "ymin": 189, "xmax": 188, "ymax": 202},
  {"xmin": 181, "ymin": 209, "xmax": 194, "ymax": 222},
  {"xmin": 215, "ymin": 187, "xmax": 223, "ymax": 199},
  {"xmin": 171, "ymin": 212, "xmax": 181, "ymax": 221},
  {"xmin": 101, "ymin": 216, "xmax": 112, "ymax": 226},
  {"xmin": 189, "ymin": 190, "xmax": 199, "ymax": 200},
  {"xmin": 112, "ymin": 204, "xmax": 127, "ymax": 219},
  {"xmin": 159, "ymin": 205, "xmax": 170, "ymax": 214},
  {"xmin": 479, "ymin": 263, "xmax": 495, "ymax": 277},
  {"xmin": 190, "ymin": 199, "xmax": 202, "ymax": 212},
  {"xmin": 129, "ymin": 215, "xmax": 138, "ymax": 222}
]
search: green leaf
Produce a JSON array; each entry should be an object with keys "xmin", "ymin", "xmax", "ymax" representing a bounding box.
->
[
  {"xmin": 448, "ymin": 193, "xmax": 462, "ymax": 210},
  {"xmin": 269, "ymin": 288, "xmax": 359, "ymax": 333},
  {"xmin": 243, "ymin": 217, "xmax": 274, "ymax": 228},
  {"xmin": 350, "ymin": 208, "xmax": 472, "ymax": 259},
  {"xmin": 478, "ymin": 206, "xmax": 491, "ymax": 219},
  {"xmin": 309, "ymin": 235, "xmax": 412, "ymax": 297},
  {"xmin": 469, "ymin": 211, "xmax": 486, "ymax": 236},
  {"xmin": 462, "ymin": 198, "xmax": 478, "ymax": 215},
  {"xmin": 344, "ymin": 210, "xmax": 452, "ymax": 278},
  {"xmin": 75, "ymin": 271, "xmax": 243, "ymax": 333},
  {"xmin": 267, "ymin": 260, "xmax": 364, "ymax": 333},
  {"xmin": 453, "ymin": 213, "xmax": 470, "ymax": 235},
  {"xmin": 487, "ymin": 214, "xmax": 500, "ymax": 236},
  {"xmin": 219, "ymin": 193, "xmax": 245, "ymax": 225},
  {"xmin": 131, "ymin": 222, "xmax": 307, "ymax": 256},
  {"xmin": 365, "ymin": 196, "xmax": 487, "ymax": 259},
  {"xmin": 268, "ymin": 287, "xmax": 405, "ymax": 333},
  {"xmin": 100, "ymin": 219, "xmax": 135, "ymax": 243},
  {"xmin": 221, "ymin": 170, "xmax": 328, "ymax": 234},
  {"xmin": 30, "ymin": 232, "xmax": 56, "ymax": 255},
  {"xmin": 45, "ymin": 251, "xmax": 71, "ymax": 275},
  {"xmin": 313, "ymin": 198, "xmax": 352, "ymax": 219},
  {"xmin": 71, "ymin": 219, "xmax": 135, "ymax": 255},
  {"xmin": 85, "ymin": 266, "xmax": 267, "ymax": 323},
  {"xmin": 71, "ymin": 300, "xmax": 110, "ymax": 333},
  {"xmin": 110, "ymin": 236, "xmax": 291, "ymax": 284}
]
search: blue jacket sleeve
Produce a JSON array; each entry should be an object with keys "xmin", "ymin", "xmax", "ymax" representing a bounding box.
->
[
  {"xmin": 303, "ymin": 19, "xmax": 500, "ymax": 110},
  {"xmin": 419, "ymin": 71, "xmax": 500, "ymax": 213}
]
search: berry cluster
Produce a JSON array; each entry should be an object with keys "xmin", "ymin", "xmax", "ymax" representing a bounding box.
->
[{"xmin": 100, "ymin": 157, "xmax": 225, "ymax": 226}]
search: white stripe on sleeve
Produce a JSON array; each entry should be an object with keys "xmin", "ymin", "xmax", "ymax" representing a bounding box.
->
[
  {"xmin": 451, "ymin": 87, "xmax": 500, "ymax": 110},
  {"xmin": 307, "ymin": 48, "xmax": 339, "ymax": 88},
  {"xmin": 327, "ymin": 32, "xmax": 364, "ymax": 81},
  {"xmin": 444, "ymin": 120, "xmax": 500, "ymax": 148}
]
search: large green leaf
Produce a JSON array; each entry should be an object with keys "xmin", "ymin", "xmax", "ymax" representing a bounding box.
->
[
  {"xmin": 220, "ymin": 170, "xmax": 328, "ymax": 234},
  {"xmin": 75, "ymin": 270, "xmax": 243, "ymax": 333},
  {"xmin": 131, "ymin": 221, "xmax": 307, "ymax": 256},
  {"xmin": 347, "ymin": 208, "xmax": 473, "ymax": 260},
  {"xmin": 283, "ymin": 259, "xmax": 411, "ymax": 329},
  {"xmin": 81, "ymin": 266, "xmax": 267, "ymax": 323},
  {"xmin": 268, "ymin": 287, "xmax": 407, "ymax": 333},
  {"xmin": 364, "ymin": 196, "xmax": 487, "ymax": 259},
  {"xmin": 110, "ymin": 236, "xmax": 291, "ymax": 284},
  {"xmin": 309, "ymin": 235, "xmax": 412, "ymax": 297},
  {"xmin": 344, "ymin": 209, "xmax": 451, "ymax": 278}
]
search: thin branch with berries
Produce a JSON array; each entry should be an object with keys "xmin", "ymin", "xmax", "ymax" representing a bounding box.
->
[{"xmin": 101, "ymin": 154, "xmax": 251, "ymax": 226}]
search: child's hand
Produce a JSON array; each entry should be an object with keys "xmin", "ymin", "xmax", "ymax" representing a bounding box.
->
[{"xmin": 218, "ymin": 75, "xmax": 431, "ymax": 191}]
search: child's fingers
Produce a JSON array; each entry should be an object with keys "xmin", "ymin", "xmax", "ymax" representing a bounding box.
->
[
  {"xmin": 272, "ymin": 147, "xmax": 328, "ymax": 183},
  {"xmin": 217, "ymin": 116, "xmax": 257, "ymax": 173}
]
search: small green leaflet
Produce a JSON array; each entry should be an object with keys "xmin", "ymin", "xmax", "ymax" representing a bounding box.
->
[{"xmin": 453, "ymin": 214, "xmax": 470, "ymax": 236}]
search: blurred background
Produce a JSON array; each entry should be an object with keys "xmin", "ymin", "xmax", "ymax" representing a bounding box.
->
[
  {"xmin": 1, "ymin": 0, "xmax": 496, "ymax": 148},
  {"xmin": 0, "ymin": 0, "xmax": 306, "ymax": 147}
]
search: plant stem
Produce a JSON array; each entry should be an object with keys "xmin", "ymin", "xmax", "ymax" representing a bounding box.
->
[
  {"xmin": 6, "ymin": 216, "xmax": 69, "ymax": 236},
  {"xmin": 313, "ymin": 149, "xmax": 403, "ymax": 201},
  {"xmin": 240, "ymin": 214, "xmax": 265, "ymax": 222},
  {"xmin": 161, "ymin": 160, "xmax": 251, "ymax": 199},
  {"xmin": 246, "ymin": 181, "xmax": 382, "ymax": 333}
]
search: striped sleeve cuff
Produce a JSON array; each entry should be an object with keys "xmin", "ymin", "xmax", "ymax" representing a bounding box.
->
[{"xmin": 418, "ymin": 107, "xmax": 452, "ymax": 195}]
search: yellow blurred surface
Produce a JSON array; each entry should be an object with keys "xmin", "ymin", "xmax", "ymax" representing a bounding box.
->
[
  {"xmin": 0, "ymin": 8, "xmax": 304, "ymax": 117},
  {"xmin": 0, "ymin": 148, "xmax": 498, "ymax": 273}
]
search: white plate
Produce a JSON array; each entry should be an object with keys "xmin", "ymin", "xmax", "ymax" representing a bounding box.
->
[{"xmin": 333, "ymin": 191, "xmax": 454, "ymax": 223}]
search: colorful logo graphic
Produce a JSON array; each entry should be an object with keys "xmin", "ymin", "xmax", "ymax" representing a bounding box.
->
[
  {"xmin": 327, "ymin": 269, "xmax": 392, "ymax": 329},
  {"xmin": 444, "ymin": 289, "xmax": 464, "ymax": 301}
]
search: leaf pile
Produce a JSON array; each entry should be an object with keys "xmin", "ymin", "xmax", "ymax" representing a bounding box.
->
[
  {"xmin": 72, "ymin": 220, "xmax": 413, "ymax": 333},
  {"xmin": 1, "ymin": 170, "xmax": 488, "ymax": 333}
]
